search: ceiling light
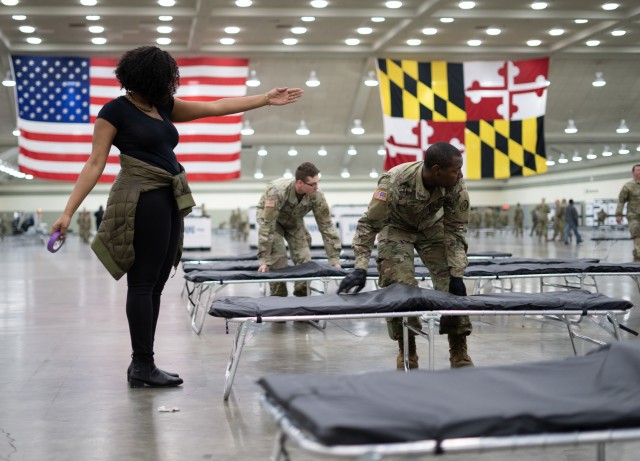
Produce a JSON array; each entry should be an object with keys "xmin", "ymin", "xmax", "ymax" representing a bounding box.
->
[
  {"xmin": 296, "ymin": 120, "xmax": 310, "ymax": 136},
  {"xmin": 369, "ymin": 169, "xmax": 379, "ymax": 179},
  {"xmin": 318, "ymin": 146, "xmax": 328, "ymax": 156},
  {"xmin": 364, "ymin": 71, "xmax": 379, "ymax": 87},
  {"xmin": 235, "ymin": 0, "xmax": 252, "ymax": 6},
  {"xmin": 301, "ymin": 16, "xmax": 315, "ymax": 22},
  {"xmin": 546, "ymin": 155, "xmax": 555, "ymax": 166},
  {"xmin": 558, "ymin": 153, "xmax": 568, "ymax": 164},
  {"xmin": 220, "ymin": 37, "xmax": 235, "ymax": 45},
  {"xmin": 88, "ymin": 25, "xmax": 104, "ymax": 33},
  {"xmin": 351, "ymin": 119, "xmax": 365, "ymax": 135},
  {"xmin": 81, "ymin": 0, "xmax": 97, "ymax": 5},
  {"xmin": 305, "ymin": 70, "xmax": 320, "ymax": 87},
  {"xmin": 616, "ymin": 119, "xmax": 629, "ymax": 134},
  {"xmin": 602, "ymin": 3, "xmax": 619, "ymax": 10},
  {"xmin": 572, "ymin": 151, "xmax": 583, "ymax": 161},
  {"xmin": 564, "ymin": 119, "xmax": 578, "ymax": 134},
  {"xmin": 225, "ymin": 26, "xmax": 240, "ymax": 34},
  {"xmin": 486, "ymin": 27, "xmax": 501, "ymax": 36},
  {"xmin": 341, "ymin": 168, "xmax": 351, "ymax": 178},
  {"xmin": 586, "ymin": 148, "xmax": 597, "ymax": 160},
  {"xmin": 440, "ymin": 17, "xmax": 454, "ymax": 23},
  {"xmin": 377, "ymin": 145, "xmax": 386, "ymax": 156},
  {"xmin": 407, "ymin": 39, "xmax": 421, "ymax": 46},
  {"xmin": 92, "ymin": 37, "xmax": 107, "ymax": 45},
  {"xmin": 283, "ymin": 38, "xmax": 298, "ymax": 45},
  {"xmin": 2, "ymin": 72, "xmax": 16, "ymax": 87},
  {"xmin": 530, "ymin": 2, "xmax": 547, "ymax": 9},
  {"xmin": 257, "ymin": 145, "xmax": 268, "ymax": 156},
  {"xmin": 1, "ymin": 0, "xmax": 19, "ymax": 5},
  {"xmin": 291, "ymin": 26, "xmax": 307, "ymax": 34},
  {"xmin": 357, "ymin": 27, "xmax": 373, "ymax": 35},
  {"xmin": 283, "ymin": 168, "xmax": 293, "ymax": 179},
  {"xmin": 254, "ymin": 170, "xmax": 264, "ymax": 179},
  {"xmin": 637, "ymin": 144, "xmax": 640, "ymax": 152},
  {"xmin": 592, "ymin": 72, "xmax": 606, "ymax": 87},
  {"xmin": 385, "ymin": 1, "xmax": 402, "ymax": 8},
  {"xmin": 549, "ymin": 28, "xmax": 564, "ymax": 36},
  {"xmin": 345, "ymin": 38, "xmax": 360, "ymax": 46},
  {"xmin": 585, "ymin": 40, "xmax": 600, "ymax": 47},
  {"xmin": 422, "ymin": 27, "xmax": 438, "ymax": 35},
  {"xmin": 459, "ymin": 1, "xmax": 475, "ymax": 9},
  {"xmin": 619, "ymin": 144, "xmax": 630, "ymax": 154},
  {"xmin": 310, "ymin": 0, "xmax": 328, "ymax": 7},
  {"xmin": 347, "ymin": 145, "xmax": 357, "ymax": 156},
  {"xmin": 19, "ymin": 25, "xmax": 35, "ymax": 33},
  {"xmin": 371, "ymin": 17, "xmax": 385, "ymax": 22},
  {"xmin": 602, "ymin": 146, "xmax": 613, "ymax": 157},
  {"xmin": 467, "ymin": 39, "xmax": 482, "ymax": 46},
  {"xmin": 158, "ymin": 0, "xmax": 175, "ymax": 6},
  {"xmin": 241, "ymin": 120, "xmax": 254, "ymax": 135},
  {"xmin": 574, "ymin": 19, "xmax": 588, "ymax": 24},
  {"xmin": 12, "ymin": 128, "xmax": 20, "ymax": 136},
  {"xmin": 246, "ymin": 70, "xmax": 260, "ymax": 87},
  {"xmin": 527, "ymin": 39, "xmax": 542, "ymax": 46},
  {"xmin": 611, "ymin": 30, "xmax": 626, "ymax": 36},
  {"xmin": 156, "ymin": 37, "xmax": 171, "ymax": 45},
  {"xmin": 158, "ymin": 16, "xmax": 173, "ymax": 21},
  {"xmin": 288, "ymin": 146, "xmax": 298, "ymax": 156},
  {"xmin": 26, "ymin": 37, "xmax": 42, "ymax": 44},
  {"xmin": 12, "ymin": 15, "xmax": 27, "ymax": 20}
]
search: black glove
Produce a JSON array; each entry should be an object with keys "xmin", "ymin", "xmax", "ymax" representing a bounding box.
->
[
  {"xmin": 449, "ymin": 277, "xmax": 467, "ymax": 296},
  {"xmin": 337, "ymin": 269, "xmax": 367, "ymax": 294}
]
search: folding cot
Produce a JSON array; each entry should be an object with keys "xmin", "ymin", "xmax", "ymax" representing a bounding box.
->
[
  {"xmin": 208, "ymin": 284, "xmax": 633, "ymax": 400},
  {"xmin": 591, "ymin": 236, "xmax": 633, "ymax": 260},
  {"xmin": 259, "ymin": 341, "xmax": 640, "ymax": 461}
]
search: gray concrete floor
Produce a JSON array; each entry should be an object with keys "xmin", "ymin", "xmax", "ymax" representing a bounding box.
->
[{"xmin": 1, "ymin": 227, "xmax": 639, "ymax": 461}]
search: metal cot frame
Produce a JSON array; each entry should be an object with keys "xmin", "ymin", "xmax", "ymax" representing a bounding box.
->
[
  {"xmin": 217, "ymin": 305, "xmax": 628, "ymax": 401},
  {"xmin": 261, "ymin": 394, "xmax": 640, "ymax": 461}
]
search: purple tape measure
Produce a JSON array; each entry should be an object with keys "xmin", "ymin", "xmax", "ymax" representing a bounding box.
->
[{"xmin": 47, "ymin": 231, "xmax": 65, "ymax": 253}]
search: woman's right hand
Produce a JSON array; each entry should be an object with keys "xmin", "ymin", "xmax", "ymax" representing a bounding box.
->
[{"xmin": 51, "ymin": 213, "xmax": 72, "ymax": 239}]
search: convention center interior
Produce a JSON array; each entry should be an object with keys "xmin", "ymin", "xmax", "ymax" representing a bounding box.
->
[{"xmin": 2, "ymin": 1, "xmax": 640, "ymax": 460}]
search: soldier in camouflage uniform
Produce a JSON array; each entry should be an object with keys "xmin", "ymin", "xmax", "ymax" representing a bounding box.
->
[
  {"xmin": 469, "ymin": 207, "xmax": 482, "ymax": 237},
  {"xmin": 550, "ymin": 199, "xmax": 566, "ymax": 241},
  {"xmin": 534, "ymin": 198, "xmax": 550, "ymax": 242},
  {"xmin": 616, "ymin": 164, "xmax": 640, "ymax": 262},
  {"xmin": 338, "ymin": 142, "xmax": 472, "ymax": 370},
  {"xmin": 77, "ymin": 209, "xmax": 92, "ymax": 244},
  {"xmin": 482, "ymin": 207, "xmax": 495, "ymax": 237},
  {"xmin": 257, "ymin": 162, "xmax": 342, "ymax": 296},
  {"xmin": 514, "ymin": 203, "xmax": 524, "ymax": 236}
]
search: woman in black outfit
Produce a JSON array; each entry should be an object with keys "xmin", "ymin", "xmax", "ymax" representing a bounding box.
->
[{"xmin": 51, "ymin": 46, "xmax": 302, "ymax": 388}]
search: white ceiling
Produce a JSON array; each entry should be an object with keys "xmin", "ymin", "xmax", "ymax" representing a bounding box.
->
[{"xmin": 1, "ymin": 0, "xmax": 640, "ymax": 182}]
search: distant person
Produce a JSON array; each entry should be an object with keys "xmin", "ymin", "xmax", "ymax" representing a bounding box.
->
[
  {"xmin": 564, "ymin": 199, "xmax": 583, "ymax": 245},
  {"xmin": 615, "ymin": 164, "xmax": 640, "ymax": 261},
  {"xmin": 513, "ymin": 203, "xmax": 524, "ymax": 237},
  {"xmin": 94, "ymin": 205, "xmax": 104, "ymax": 230},
  {"xmin": 597, "ymin": 208, "xmax": 607, "ymax": 226}
]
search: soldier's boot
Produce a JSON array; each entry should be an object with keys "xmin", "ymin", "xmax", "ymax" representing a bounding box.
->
[
  {"xmin": 448, "ymin": 334, "xmax": 474, "ymax": 368},
  {"xmin": 396, "ymin": 336, "xmax": 419, "ymax": 370}
]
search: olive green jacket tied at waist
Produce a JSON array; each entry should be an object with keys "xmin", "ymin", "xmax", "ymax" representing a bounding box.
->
[{"xmin": 91, "ymin": 155, "xmax": 196, "ymax": 280}]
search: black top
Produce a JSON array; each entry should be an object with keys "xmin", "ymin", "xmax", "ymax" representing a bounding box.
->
[{"xmin": 97, "ymin": 96, "xmax": 180, "ymax": 174}]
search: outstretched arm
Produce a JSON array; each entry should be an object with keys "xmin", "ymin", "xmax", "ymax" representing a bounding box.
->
[{"xmin": 171, "ymin": 87, "xmax": 303, "ymax": 123}]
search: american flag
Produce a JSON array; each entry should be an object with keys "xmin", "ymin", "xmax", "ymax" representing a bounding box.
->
[{"xmin": 11, "ymin": 55, "xmax": 249, "ymax": 182}]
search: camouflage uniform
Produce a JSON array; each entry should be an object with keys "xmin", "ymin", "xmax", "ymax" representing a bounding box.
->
[
  {"xmin": 257, "ymin": 177, "xmax": 342, "ymax": 296},
  {"xmin": 616, "ymin": 179, "xmax": 640, "ymax": 261},
  {"xmin": 469, "ymin": 208, "xmax": 482, "ymax": 237},
  {"xmin": 534, "ymin": 201, "xmax": 550, "ymax": 241},
  {"xmin": 514, "ymin": 204, "xmax": 524, "ymax": 236},
  {"xmin": 482, "ymin": 207, "xmax": 495, "ymax": 236},
  {"xmin": 551, "ymin": 201, "xmax": 566, "ymax": 241},
  {"xmin": 77, "ymin": 210, "xmax": 92, "ymax": 244},
  {"xmin": 351, "ymin": 161, "xmax": 471, "ymax": 340},
  {"xmin": 597, "ymin": 209, "xmax": 607, "ymax": 226}
]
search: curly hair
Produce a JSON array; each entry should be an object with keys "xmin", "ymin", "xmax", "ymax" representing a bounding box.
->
[
  {"xmin": 115, "ymin": 46, "xmax": 180, "ymax": 107},
  {"xmin": 424, "ymin": 142, "xmax": 462, "ymax": 169},
  {"xmin": 295, "ymin": 162, "xmax": 320, "ymax": 181}
]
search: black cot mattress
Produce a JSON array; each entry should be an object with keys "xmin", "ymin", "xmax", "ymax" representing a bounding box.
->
[
  {"xmin": 258, "ymin": 342, "xmax": 640, "ymax": 446},
  {"xmin": 185, "ymin": 260, "xmax": 348, "ymax": 283},
  {"xmin": 209, "ymin": 283, "xmax": 633, "ymax": 319}
]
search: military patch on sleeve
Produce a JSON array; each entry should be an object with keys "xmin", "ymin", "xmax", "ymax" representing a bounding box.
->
[
  {"xmin": 373, "ymin": 189, "xmax": 388, "ymax": 201},
  {"xmin": 460, "ymin": 200, "xmax": 469, "ymax": 212},
  {"xmin": 265, "ymin": 199, "xmax": 275, "ymax": 208}
]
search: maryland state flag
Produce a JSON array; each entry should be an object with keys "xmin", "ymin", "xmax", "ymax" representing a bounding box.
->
[{"xmin": 377, "ymin": 57, "xmax": 549, "ymax": 179}]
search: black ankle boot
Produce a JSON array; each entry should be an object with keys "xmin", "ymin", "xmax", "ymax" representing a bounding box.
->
[
  {"xmin": 129, "ymin": 361, "xmax": 183, "ymax": 388},
  {"xmin": 127, "ymin": 361, "xmax": 179, "ymax": 382}
]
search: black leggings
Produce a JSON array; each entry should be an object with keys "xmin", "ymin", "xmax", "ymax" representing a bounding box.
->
[{"xmin": 126, "ymin": 188, "xmax": 180, "ymax": 363}]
